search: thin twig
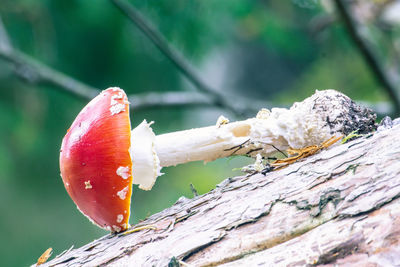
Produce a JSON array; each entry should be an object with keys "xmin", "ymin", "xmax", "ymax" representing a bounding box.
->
[
  {"xmin": 189, "ymin": 183, "xmax": 199, "ymax": 197},
  {"xmin": 333, "ymin": 0, "xmax": 400, "ymax": 116},
  {"xmin": 110, "ymin": 0, "xmax": 240, "ymax": 116}
]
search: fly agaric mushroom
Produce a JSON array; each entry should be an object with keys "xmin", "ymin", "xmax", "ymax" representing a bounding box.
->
[
  {"xmin": 60, "ymin": 88, "xmax": 132, "ymax": 232},
  {"xmin": 60, "ymin": 88, "xmax": 375, "ymax": 232}
]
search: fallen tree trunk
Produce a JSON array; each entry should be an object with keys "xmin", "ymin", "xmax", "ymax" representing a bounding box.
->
[{"xmin": 41, "ymin": 119, "xmax": 400, "ymax": 267}]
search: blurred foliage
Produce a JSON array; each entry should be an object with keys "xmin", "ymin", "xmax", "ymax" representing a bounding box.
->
[{"xmin": 0, "ymin": 0, "xmax": 398, "ymax": 265}]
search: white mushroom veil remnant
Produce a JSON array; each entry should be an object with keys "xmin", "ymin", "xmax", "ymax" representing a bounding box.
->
[
  {"xmin": 130, "ymin": 120, "xmax": 162, "ymax": 190},
  {"xmin": 130, "ymin": 90, "xmax": 376, "ymax": 190}
]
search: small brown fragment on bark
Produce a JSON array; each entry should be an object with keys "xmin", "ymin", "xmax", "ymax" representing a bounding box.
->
[{"xmin": 36, "ymin": 248, "xmax": 52, "ymax": 266}]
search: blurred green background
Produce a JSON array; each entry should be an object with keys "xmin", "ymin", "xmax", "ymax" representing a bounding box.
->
[{"xmin": 0, "ymin": 0, "xmax": 398, "ymax": 265}]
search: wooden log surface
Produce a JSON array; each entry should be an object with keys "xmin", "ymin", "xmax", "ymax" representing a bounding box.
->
[{"xmin": 41, "ymin": 120, "xmax": 400, "ymax": 267}]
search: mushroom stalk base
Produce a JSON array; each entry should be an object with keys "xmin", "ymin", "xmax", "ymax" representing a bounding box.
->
[{"xmin": 130, "ymin": 90, "xmax": 376, "ymax": 190}]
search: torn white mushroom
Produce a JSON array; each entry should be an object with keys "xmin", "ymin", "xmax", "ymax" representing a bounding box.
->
[{"xmin": 129, "ymin": 90, "xmax": 375, "ymax": 191}]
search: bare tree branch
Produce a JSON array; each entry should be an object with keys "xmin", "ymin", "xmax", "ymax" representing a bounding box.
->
[
  {"xmin": 0, "ymin": 15, "xmax": 231, "ymax": 112},
  {"xmin": 0, "ymin": 40, "xmax": 391, "ymax": 116},
  {"xmin": 0, "ymin": 48, "xmax": 223, "ymax": 111},
  {"xmin": 0, "ymin": 42, "xmax": 224, "ymax": 111},
  {"xmin": 0, "ymin": 13, "xmax": 392, "ymax": 117},
  {"xmin": 0, "ymin": 16, "xmax": 12, "ymax": 53},
  {"xmin": 333, "ymin": 0, "xmax": 400, "ymax": 116},
  {"xmin": 110, "ymin": 0, "xmax": 241, "ymax": 116}
]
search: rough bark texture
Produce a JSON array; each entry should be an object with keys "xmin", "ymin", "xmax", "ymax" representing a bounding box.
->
[{"xmin": 42, "ymin": 121, "xmax": 400, "ymax": 267}]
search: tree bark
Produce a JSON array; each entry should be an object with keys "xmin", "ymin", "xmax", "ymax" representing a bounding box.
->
[{"xmin": 41, "ymin": 120, "xmax": 400, "ymax": 267}]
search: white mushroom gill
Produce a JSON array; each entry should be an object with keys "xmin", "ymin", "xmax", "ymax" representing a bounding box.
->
[{"xmin": 129, "ymin": 90, "xmax": 376, "ymax": 191}]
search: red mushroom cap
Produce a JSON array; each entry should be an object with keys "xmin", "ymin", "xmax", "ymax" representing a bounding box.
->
[{"xmin": 60, "ymin": 88, "xmax": 132, "ymax": 232}]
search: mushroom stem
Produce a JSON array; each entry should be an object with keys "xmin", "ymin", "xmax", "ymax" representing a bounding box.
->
[
  {"xmin": 154, "ymin": 117, "xmax": 285, "ymax": 167},
  {"xmin": 130, "ymin": 90, "xmax": 376, "ymax": 190}
]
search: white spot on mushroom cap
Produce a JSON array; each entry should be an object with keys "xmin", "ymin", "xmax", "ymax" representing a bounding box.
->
[
  {"xmin": 116, "ymin": 166, "xmax": 130, "ymax": 179},
  {"xmin": 117, "ymin": 214, "xmax": 124, "ymax": 223},
  {"xmin": 110, "ymin": 103, "xmax": 125, "ymax": 115},
  {"xmin": 114, "ymin": 91, "xmax": 123, "ymax": 98},
  {"xmin": 110, "ymin": 91, "xmax": 124, "ymax": 105},
  {"xmin": 117, "ymin": 186, "xmax": 129, "ymax": 200},
  {"xmin": 84, "ymin": 180, "xmax": 92, "ymax": 189},
  {"xmin": 110, "ymin": 87, "xmax": 122, "ymax": 92},
  {"xmin": 112, "ymin": 225, "xmax": 121, "ymax": 232},
  {"xmin": 108, "ymin": 88, "xmax": 128, "ymax": 115}
]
